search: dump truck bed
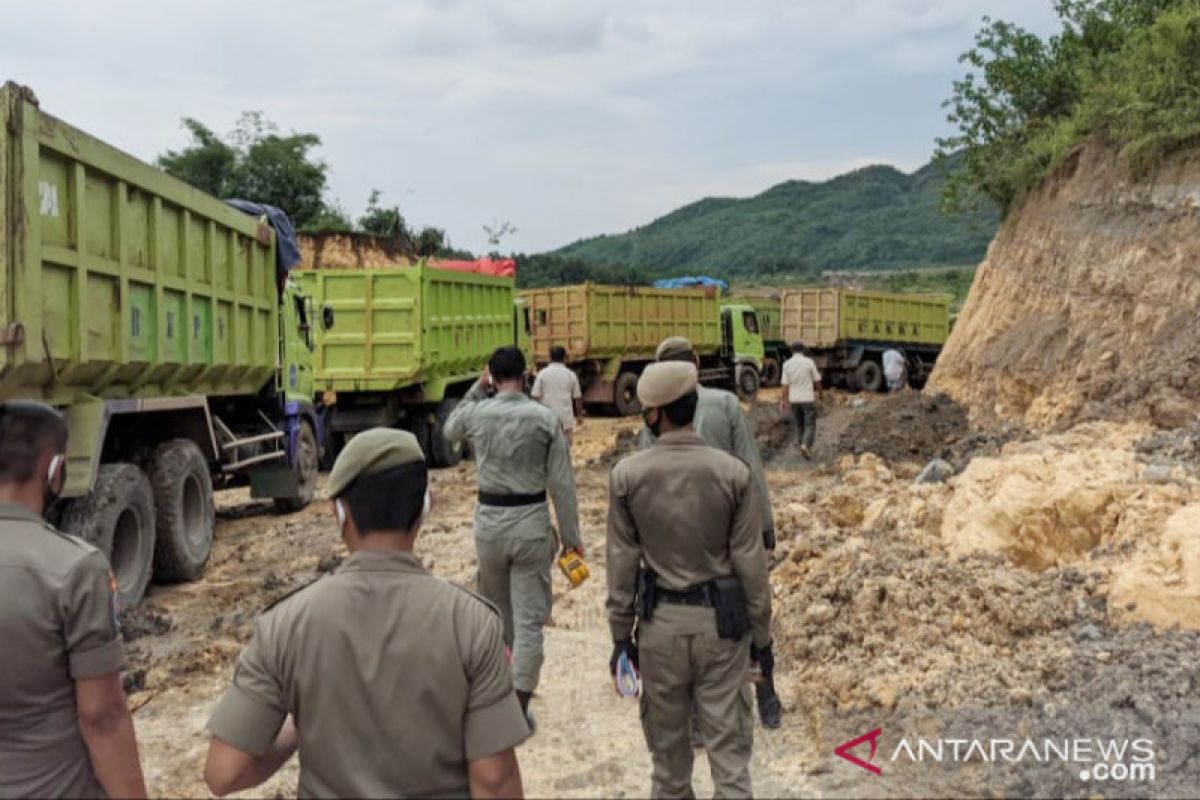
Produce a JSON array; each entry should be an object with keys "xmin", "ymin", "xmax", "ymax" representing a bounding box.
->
[
  {"xmin": 295, "ymin": 264, "xmax": 515, "ymax": 395},
  {"xmin": 0, "ymin": 82, "xmax": 278, "ymax": 405},
  {"xmin": 779, "ymin": 289, "xmax": 949, "ymax": 348},
  {"xmin": 522, "ymin": 283, "xmax": 722, "ymax": 362}
]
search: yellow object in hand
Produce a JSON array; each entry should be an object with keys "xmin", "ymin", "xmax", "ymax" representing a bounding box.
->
[{"xmin": 558, "ymin": 551, "xmax": 590, "ymax": 588}]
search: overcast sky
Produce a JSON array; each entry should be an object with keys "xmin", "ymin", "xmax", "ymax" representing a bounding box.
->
[{"xmin": 6, "ymin": 0, "xmax": 1058, "ymax": 254}]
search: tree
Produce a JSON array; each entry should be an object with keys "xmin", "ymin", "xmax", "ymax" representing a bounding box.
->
[
  {"xmin": 358, "ymin": 189, "xmax": 410, "ymax": 238},
  {"xmin": 157, "ymin": 112, "xmax": 332, "ymax": 229},
  {"xmin": 483, "ymin": 220, "xmax": 518, "ymax": 251},
  {"xmin": 935, "ymin": 0, "xmax": 1191, "ymax": 216},
  {"xmin": 414, "ymin": 226, "xmax": 446, "ymax": 257}
]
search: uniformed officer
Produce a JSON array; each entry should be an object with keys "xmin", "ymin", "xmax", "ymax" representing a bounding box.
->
[
  {"xmin": 642, "ymin": 336, "xmax": 783, "ymax": 729},
  {"xmin": 204, "ymin": 428, "xmax": 529, "ymax": 798},
  {"xmin": 444, "ymin": 346, "xmax": 582, "ymax": 725},
  {"xmin": 608, "ymin": 363, "xmax": 774, "ymax": 798},
  {"xmin": 0, "ymin": 400, "xmax": 147, "ymax": 798}
]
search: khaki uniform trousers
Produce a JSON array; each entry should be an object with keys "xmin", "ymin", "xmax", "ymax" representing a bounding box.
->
[
  {"xmin": 639, "ymin": 604, "xmax": 754, "ymax": 799},
  {"xmin": 475, "ymin": 534, "xmax": 555, "ymax": 693}
]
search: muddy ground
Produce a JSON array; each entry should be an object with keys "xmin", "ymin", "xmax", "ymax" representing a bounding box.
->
[{"xmin": 127, "ymin": 389, "xmax": 1200, "ymax": 798}]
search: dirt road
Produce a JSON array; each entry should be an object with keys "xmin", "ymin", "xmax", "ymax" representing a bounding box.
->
[{"xmin": 126, "ymin": 389, "xmax": 1200, "ymax": 797}]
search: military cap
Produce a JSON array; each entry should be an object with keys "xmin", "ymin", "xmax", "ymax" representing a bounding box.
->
[
  {"xmin": 637, "ymin": 362, "xmax": 699, "ymax": 408},
  {"xmin": 327, "ymin": 428, "xmax": 425, "ymax": 497},
  {"xmin": 655, "ymin": 336, "xmax": 695, "ymax": 362}
]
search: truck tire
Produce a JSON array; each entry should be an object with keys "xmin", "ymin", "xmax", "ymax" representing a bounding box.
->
[
  {"xmin": 613, "ymin": 371, "xmax": 642, "ymax": 417},
  {"xmin": 148, "ymin": 439, "xmax": 215, "ymax": 582},
  {"xmin": 61, "ymin": 464, "xmax": 157, "ymax": 610},
  {"xmin": 855, "ymin": 360, "xmax": 884, "ymax": 394},
  {"xmin": 428, "ymin": 399, "xmax": 464, "ymax": 469},
  {"xmin": 275, "ymin": 420, "xmax": 319, "ymax": 513},
  {"xmin": 736, "ymin": 365, "xmax": 761, "ymax": 401},
  {"xmin": 760, "ymin": 357, "xmax": 782, "ymax": 388}
]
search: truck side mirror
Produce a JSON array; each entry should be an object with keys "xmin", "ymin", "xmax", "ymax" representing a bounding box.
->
[{"xmin": 322, "ymin": 305, "xmax": 335, "ymax": 330}]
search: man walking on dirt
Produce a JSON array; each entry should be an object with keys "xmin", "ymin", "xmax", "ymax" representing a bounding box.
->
[
  {"xmin": 781, "ymin": 342, "xmax": 822, "ymax": 459},
  {"xmin": 883, "ymin": 348, "xmax": 907, "ymax": 392},
  {"xmin": 205, "ymin": 429, "xmax": 529, "ymax": 798},
  {"xmin": 607, "ymin": 362, "xmax": 774, "ymax": 797},
  {"xmin": 0, "ymin": 400, "xmax": 147, "ymax": 799},
  {"xmin": 532, "ymin": 345, "xmax": 584, "ymax": 446},
  {"xmin": 642, "ymin": 335, "xmax": 782, "ymax": 729},
  {"xmin": 445, "ymin": 346, "xmax": 582, "ymax": 728}
]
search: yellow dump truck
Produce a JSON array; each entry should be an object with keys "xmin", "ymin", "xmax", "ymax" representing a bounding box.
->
[
  {"xmin": 779, "ymin": 288, "xmax": 950, "ymax": 391},
  {"xmin": 522, "ymin": 283, "xmax": 764, "ymax": 415}
]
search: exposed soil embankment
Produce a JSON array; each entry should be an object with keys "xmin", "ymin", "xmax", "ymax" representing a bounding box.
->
[{"xmin": 930, "ymin": 143, "xmax": 1200, "ymax": 431}]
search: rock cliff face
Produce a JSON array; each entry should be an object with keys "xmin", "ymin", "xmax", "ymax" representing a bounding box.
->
[{"xmin": 930, "ymin": 143, "xmax": 1200, "ymax": 430}]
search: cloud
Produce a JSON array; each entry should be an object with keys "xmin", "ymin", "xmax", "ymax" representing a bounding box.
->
[{"xmin": 3, "ymin": 0, "xmax": 1060, "ymax": 252}]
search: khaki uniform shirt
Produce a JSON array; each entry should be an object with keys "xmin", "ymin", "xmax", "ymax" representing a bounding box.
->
[
  {"xmin": 606, "ymin": 432, "xmax": 772, "ymax": 647},
  {"xmin": 0, "ymin": 503, "xmax": 123, "ymax": 799},
  {"xmin": 531, "ymin": 363, "xmax": 582, "ymax": 432},
  {"xmin": 207, "ymin": 550, "xmax": 530, "ymax": 799},
  {"xmin": 782, "ymin": 354, "xmax": 822, "ymax": 404},
  {"xmin": 444, "ymin": 381, "xmax": 581, "ymax": 549},
  {"xmin": 640, "ymin": 386, "xmax": 775, "ymax": 548}
]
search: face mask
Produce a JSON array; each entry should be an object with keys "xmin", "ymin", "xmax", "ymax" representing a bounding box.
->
[
  {"xmin": 643, "ymin": 410, "xmax": 662, "ymax": 438},
  {"xmin": 420, "ymin": 489, "xmax": 432, "ymax": 526},
  {"xmin": 335, "ymin": 499, "xmax": 347, "ymax": 531},
  {"xmin": 43, "ymin": 454, "xmax": 64, "ymax": 519}
]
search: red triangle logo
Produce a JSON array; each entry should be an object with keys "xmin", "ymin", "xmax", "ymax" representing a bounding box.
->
[{"xmin": 834, "ymin": 727, "xmax": 883, "ymax": 775}]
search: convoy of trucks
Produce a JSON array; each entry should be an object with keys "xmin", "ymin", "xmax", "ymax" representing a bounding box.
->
[
  {"xmin": 778, "ymin": 288, "xmax": 950, "ymax": 391},
  {"xmin": 0, "ymin": 82, "xmax": 953, "ymax": 607},
  {"xmin": 521, "ymin": 284, "xmax": 765, "ymax": 415},
  {"xmin": 0, "ymin": 82, "xmax": 320, "ymax": 607}
]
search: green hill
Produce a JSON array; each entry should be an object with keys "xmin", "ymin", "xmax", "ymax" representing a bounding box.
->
[{"xmin": 550, "ymin": 155, "xmax": 997, "ymax": 275}]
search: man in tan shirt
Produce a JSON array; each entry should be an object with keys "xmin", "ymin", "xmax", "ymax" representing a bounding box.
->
[
  {"xmin": 531, "ymin": 345, "xmax": 584, "ymax": 446},
  {"xmin": 205, "ymin": 429, "xmax": 529, "ymax": 798},
  {"xmin": 607, "ymin": 362, "xmax": 773, "ymax": 798},
  {"xmin": 0, "ymin": 400, "xmax": 146, "ymax": 799}
]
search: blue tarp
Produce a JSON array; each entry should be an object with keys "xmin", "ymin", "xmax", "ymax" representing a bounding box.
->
[
  {"xmin": 652, "ymin": 276, "xmax": 729, "ymax": 292},
  {"xmin": 225, "ymin": 200, "xmax": 302, "ymax": 279}
]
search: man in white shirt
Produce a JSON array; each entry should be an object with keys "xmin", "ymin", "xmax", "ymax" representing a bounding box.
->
[
  {"xmin": 531, "ymin": 346, "xmax": 584, "ymax": 446},
  {"xmin": 779, "ymin": 343, "xmax": 822, "ymax": 459},
  {"xmin": 882, "ymin": 349, "xmax": 906, "ymax": 393}
]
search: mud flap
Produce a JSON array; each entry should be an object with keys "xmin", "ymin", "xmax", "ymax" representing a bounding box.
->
[{"xmin": 249, "ymin": 463, "xmax": 299, "ymax": 499}]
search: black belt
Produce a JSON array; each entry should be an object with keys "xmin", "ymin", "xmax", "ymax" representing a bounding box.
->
[
  {"xmin": 478, "ymin": 490, "xmax": 547, "ymax": 508},
  {"xmin": 657, "ymin": 585, "xmax": 714, "ymax": 608}
]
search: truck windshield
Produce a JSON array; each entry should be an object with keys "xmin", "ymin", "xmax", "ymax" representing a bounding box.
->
[{"xmin": 743, "ymin": 311, "xmax": 760, "ymax": 334}]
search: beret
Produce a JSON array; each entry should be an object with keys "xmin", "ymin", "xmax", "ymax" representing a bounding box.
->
[
  {"xmin": 637, "ymin": 362, "xmax": 699, "ymax": 408},
  {"xmin": 327, "ymin": 428, "xmax": 425, "ymax": 497},
  {"xmin": 654, "ymin": 336, "xmax": 695, "ymax": 362}
]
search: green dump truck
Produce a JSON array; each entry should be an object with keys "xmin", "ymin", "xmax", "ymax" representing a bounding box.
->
[
  {"xmin": 779, "ymin": 288, "xmax": 950, "ymax": 391},
  {"xmin": 296, "ymin": 263, "xmax": 518, "ymax": 468},
  {"xmin": 0, "ymin": 83, "xmax": 321, "ymax": 608},
  {"xmin": 522, "ymin": 283, "xmax": 764, "ymax": 415},
  {"xmin": 729, "ymin": 296, "xmax": 791, "ymax": 387}
]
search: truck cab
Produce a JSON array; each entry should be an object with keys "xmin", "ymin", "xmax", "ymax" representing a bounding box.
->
[{"xmin": 720, "ymin": 302, "xmax": 766, "ymax": 399}]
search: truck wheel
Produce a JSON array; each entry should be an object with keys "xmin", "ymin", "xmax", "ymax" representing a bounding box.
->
[
  {"xmin": 760, "ymin": 357, "xmax": 781, "ymax": 387},
  {"xmin": 275, "ymin": 420, "xmax": 318, "ymax": 513},
  {"xmin": 736, "ymin": 365, "xmax": 761, "ymax": 400},
  {"xmin": 429, "ymin": 399, "xmax": 464, "ymax": 469},
  {"xmin": 855, "ymin": 360, "xmax": 884, "ymax": 393},
  {"xmin": 148, "ymin": 439, "xmax": 215, "ymax": 582},
  {"xmin": 613, "ymin": 371, "xmax": 642, "ymax": 417},
  {"xmin": 61, "ymin": 464, "xmax": 157, "ymax": 610}
]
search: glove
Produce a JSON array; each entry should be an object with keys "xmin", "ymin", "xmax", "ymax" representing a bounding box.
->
[
  {"xmin": 751, "ymin": 641, "xmax": 775, "ymax": 679},
  {"xmin": 762, "ymin": 527, "xmax": 776, "ymax": 551},
  {"xmin": 610, "ymin": 639, "xmax": 638, "ymax": 677}
]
